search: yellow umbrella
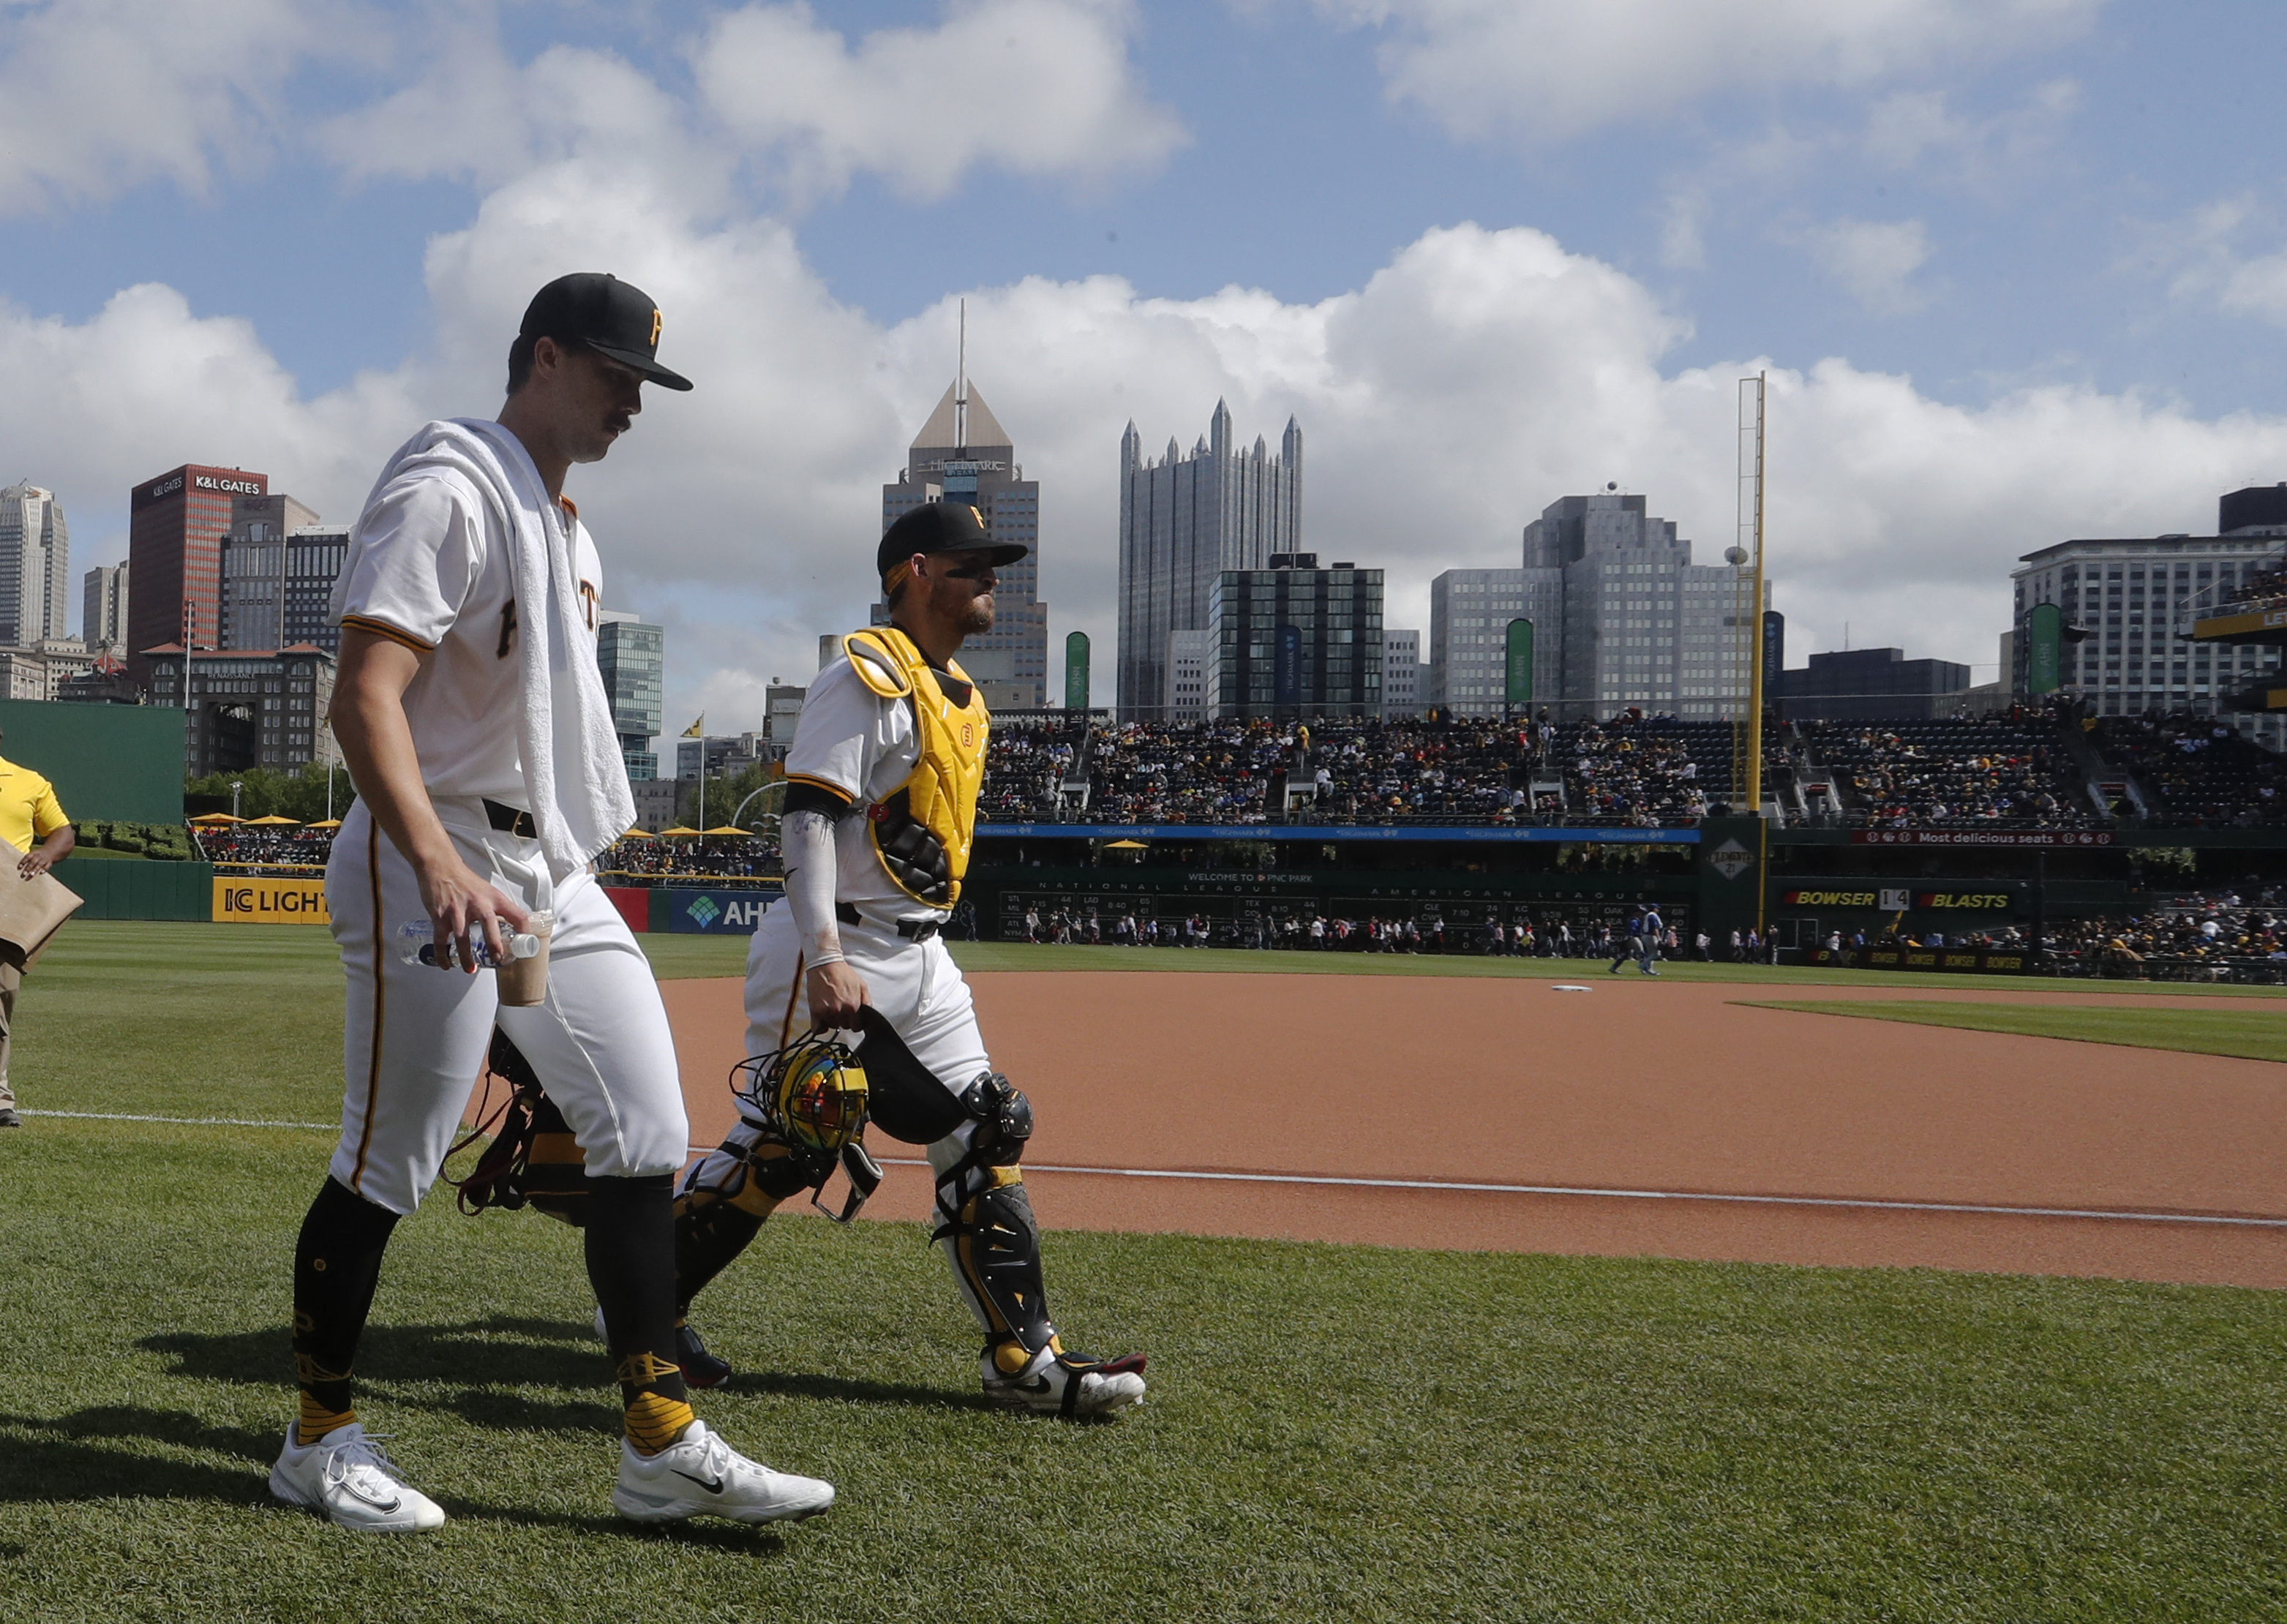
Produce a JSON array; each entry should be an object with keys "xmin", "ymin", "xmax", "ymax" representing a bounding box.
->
[
  {"xmin": 659, "ymin": 826, "xmax": 702, "ymax": 837},
  {"xmin": 1104, "ymin": 838, "xmax": 1149, "ymax": 849},
  {"xmin": 306, "ymin": 819, "xmax": 343, "ymax": 830},
  {"xmin": 244, "ymin": 814, "xmax": 301, "ymax": 826},
  {"xmin": 187, "ymin": 813, "xmax": 244, "ymax": 826},
  {"xmin": 702, "ymin": 826, "xmax": 751, "ymax": 837},
  {"xmin": 618, "ymin": 827, "xmax": 656, "ymax": 839}
]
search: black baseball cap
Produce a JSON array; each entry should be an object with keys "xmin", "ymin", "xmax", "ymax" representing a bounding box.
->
[
  {"xmin": 519, "ymin": 272, "xmax": 693, "ymax": 391},
  {"xmin": 876, "ymin": 500, "xmax": 1029, "ymax": 578}
]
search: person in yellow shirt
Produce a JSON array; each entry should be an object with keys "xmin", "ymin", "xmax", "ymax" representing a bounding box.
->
[{"xmin": 0, "ymin": 729, "xmax": 76, "ymax": 1128}]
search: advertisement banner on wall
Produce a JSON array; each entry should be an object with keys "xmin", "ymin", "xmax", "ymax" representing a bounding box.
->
[
  {"xmin": 1064, "ymin": 631, "xmax": 1090, "ymax": 710},
  {"xmin": 2027, "ymin": 602, "xmax": 2062, "ymax": 696},
  {"xmin": 1274, "ymin": 625, "xmax": 1302, "ymax": 707},
  {"xmin": 213, "ymin": 877, "xmax": 331, "ymax": 924},
  {"xmin": 665, "ymin": 888, "xmax": 776, "ymax": 933},
  {"xmin": 1504, "ymin": 618, "xmax": 1533, "ymax": 711}
]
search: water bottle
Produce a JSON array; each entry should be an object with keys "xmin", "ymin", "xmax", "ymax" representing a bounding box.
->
[{"xmin": 397, "ymin": 920, "xmax": 541, "ymax": 970}]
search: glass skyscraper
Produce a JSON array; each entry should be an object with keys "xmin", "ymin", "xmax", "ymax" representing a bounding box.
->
[{"xmin": 1117, "ymin": 402, "xmax": 1302, "ymax": 719}]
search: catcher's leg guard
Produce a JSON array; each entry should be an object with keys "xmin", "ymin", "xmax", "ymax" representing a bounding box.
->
[
  {"xmin": 931, "ymin": 1074, "xmax": 1147, "ymax": 1418},
  {"xmin": 674, "ymin": 1116, "xmax": 833, "ymax": 1312}
]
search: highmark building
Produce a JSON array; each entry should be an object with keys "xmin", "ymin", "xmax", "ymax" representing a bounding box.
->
[
  {"xmin": 1430, "ymin": 491, "xmax": 1771, "ymax": 721},
  {"xmin": 880, "ymin": 380, "xmax": 1046, "ymax": 711},
  {"xmin": 2011, "ymin": 483, "xmax": 2287, "ymax": 747}
]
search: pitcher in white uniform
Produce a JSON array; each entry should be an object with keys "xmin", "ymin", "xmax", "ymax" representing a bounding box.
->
[
  {"xmin": 672, "ymin": 500, "xmax": 1149, "ymax": 1419},
  {"xmin": 268, "ymin": 273, "xmax": 834, "ymax": 1534}
]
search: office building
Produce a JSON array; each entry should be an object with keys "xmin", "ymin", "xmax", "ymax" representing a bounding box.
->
[
  {"xmin": 1118, "ymin": 402, "xmax": 1302, "ymax": 718},
  {"xmin": 2013, "ymin": 486, "xmax": 2287, "ymax": 744},
  {"xmin": 84, "ymin": 561, "xmax": 128, "ymax": 652},
  {"xmin": 0, "ymin": 483, "xmax": 70, "ymax": 647},
  {"xmin": 145, "ymin": 642, "xmax": 334, "ymax": 774},
  {"xmin": 880, "ymin": 379, "xmax": 1047, "ymax": 710},
  {"xmin": 596, "ymin": 611, "xmax": 664, "ymax": 781},
  {"xmin": 0, "ymin": 641, "xmax": 89, "ymax": 702},
  {"xmin": 1430, "ymin": 492, "xmax": 1768, "ymax": 721},
  {"xmin": 126, "ymin": 463, "xmax": 268, "ymax": 683},
  {"xmin": 762, "ymin": 681, "xmax": 807, "ymax": 751},
  {"xmin": 217, "ymin": 493, "xmax": 320, "ymax": 651},
  {"xmin": 1779, "ymin": 647, "xmax": 1970, "ymax": 721},
  {"xmin": 1381, "ymin": 628, "xmax": 1424, "ymax": 718},
  {"xmin": 1205, "ymin": 554, "xmax": 1381, "ymax": 719},
  {"xmin": 1428, "ymin": 570, "xmax": 1563, "ymax": 716},
  {"xmin": 1162, "ymin": 629, "xmax": 1211, "ymax": 721}
]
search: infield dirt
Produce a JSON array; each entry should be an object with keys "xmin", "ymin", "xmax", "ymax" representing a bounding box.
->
[{"xmin": 645, "ymin": 971, "xmax": 2287, "ymax": 1289}]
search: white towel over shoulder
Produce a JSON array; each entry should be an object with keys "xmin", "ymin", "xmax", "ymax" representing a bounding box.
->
[{"xmin": 334, "ymin": 418, "xmax": 634, "ymax": 883}]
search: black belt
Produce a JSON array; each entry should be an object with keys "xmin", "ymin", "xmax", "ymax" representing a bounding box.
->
[
  {"xmin": 483, "ymin": 799, "xmax": 538, "ymax": 838},
  {"xmin": 836, "ymin": 901, "xmax": 943, "ymax": 941}
]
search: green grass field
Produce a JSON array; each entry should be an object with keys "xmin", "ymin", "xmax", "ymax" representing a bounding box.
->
[
  {"xmin": 3, "ymin": 922, "xmax": 2285, "ymax": 1621},
  {"xmin": 1743, "ymin": 998, "xmax": 2287, "ymax": 1065}
]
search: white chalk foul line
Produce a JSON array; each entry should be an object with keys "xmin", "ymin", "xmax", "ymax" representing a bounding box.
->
[
  {"xmin": 26, "ymin": 1114, "xmax": 2282, "ymax": 1230},
  {"xmin": 867, "ymin": 1157, "xmax": 2287, "ymax": 1230},
  {"xmin": 23, "ymin": 1109, "xmax": 338, "ymax": 1130}
]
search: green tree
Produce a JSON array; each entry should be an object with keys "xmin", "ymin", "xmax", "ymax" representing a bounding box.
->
[
  {"xmin": 185, "ymin": 762, "xmax": 356, "ymax": 824},
  {"xmin": 683, "ymin": 763, "xmax": 781, "ymax": 831}
]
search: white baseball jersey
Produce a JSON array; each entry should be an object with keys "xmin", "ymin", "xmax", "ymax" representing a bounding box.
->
[
  {"xmin": 335, "ymin": 468, "xmax": 604, "ymax": 805},
  {"xmin": 325, "ymin": 459, "xmax": 681, "ymax": 1216}
]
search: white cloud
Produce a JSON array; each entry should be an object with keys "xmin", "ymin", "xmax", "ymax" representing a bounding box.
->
[
  {"xmin": 1798, "ymin": 217, "xmax": 1937, "ymax": 315},
  {"xmin": 0, "ymin": 0, "xmax": 369, "ymax": 211},
  {"xmin": 1862, "ymin": 78, "xmax": 2081, "ymax": 189},
  {"xmin": 1313, "ymin": 0, "xmax": 2101, "ymax": 143},
  {"xmin": 20, "ymin": 194, "xmax": 2280, "ymax": 729},
  {"xmin": 692, "ymin": 0, "xmax": 1185, "ymax": 200},
  {"xmin": 2144, "ymin": 196, "xmax": 2287, "ymax": 329}
]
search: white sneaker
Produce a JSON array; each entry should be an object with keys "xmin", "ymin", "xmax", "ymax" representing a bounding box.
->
[
  {"xmin": 982, "ymin": 1346, "xmax": 1149, "ymax": 1418},
  {"xmin": 611, "ymin": 1419, "xmax": 834, "ymax": 1525},
  {"xmin": 268, "ymin": 1422, "xmax": 446, "ymax": 1533}
]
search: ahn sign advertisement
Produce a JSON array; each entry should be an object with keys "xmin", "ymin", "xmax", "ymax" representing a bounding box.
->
[
  {"xmin": 666, "ymin": 888, "xmax": 775, "ymax": 933},
  {"xmin": 213, "ymin": 877, "xmax": 331, "ymax": 924}
]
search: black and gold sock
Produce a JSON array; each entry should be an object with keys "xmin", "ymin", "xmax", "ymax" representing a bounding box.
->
[
  {"xmin": 587, "ymin": 1173, "xmax": 691, "ymax": 1454},
  {"xmin": 290, "ymin": 1176, "xmax": 400, "ymax": 1443}
]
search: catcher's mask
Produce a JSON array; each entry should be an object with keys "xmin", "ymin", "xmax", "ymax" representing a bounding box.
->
[{"xmin": 731, "ymin": 1031, "xmax": 882, "ymax": 1221}]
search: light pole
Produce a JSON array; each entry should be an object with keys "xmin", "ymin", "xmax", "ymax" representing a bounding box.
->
[{"xmin": 230, "ymin": 780, "xmax": 244, "ymax": 821}]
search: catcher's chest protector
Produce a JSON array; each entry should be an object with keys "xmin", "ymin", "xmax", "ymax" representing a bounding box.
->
[{"xmin": 843, "ymin": 625, "xmax": 989, "ymax": 906}]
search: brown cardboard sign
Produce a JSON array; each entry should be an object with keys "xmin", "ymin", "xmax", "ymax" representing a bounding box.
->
[{"xmin": 0, "ymin": 837, "xmax": 84, "ymax": 970}]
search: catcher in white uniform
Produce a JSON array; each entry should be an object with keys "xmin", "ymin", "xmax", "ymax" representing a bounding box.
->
[
  {"xmin": 270, "ymin": 273, "xmax": 833, "ymax": 1533},
  {"xmin": 672, "ymin": 500, "xmax": 1148, "ymax": 1418}
]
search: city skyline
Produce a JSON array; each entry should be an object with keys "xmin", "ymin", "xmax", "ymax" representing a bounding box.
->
[{"xmin": 18, "ymin": 6, "xmax": 2287, "ymax": 738}]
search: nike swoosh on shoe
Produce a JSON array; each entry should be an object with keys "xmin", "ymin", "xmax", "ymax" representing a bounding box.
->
[{"xmin": 673, "ymin": 1470, "xmax": 726, "ymax": 1495}]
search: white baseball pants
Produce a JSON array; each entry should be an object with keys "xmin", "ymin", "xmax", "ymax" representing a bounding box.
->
[{"xmin": 325, "ymin": 798, "xmax": 688, "ymax": 1216}]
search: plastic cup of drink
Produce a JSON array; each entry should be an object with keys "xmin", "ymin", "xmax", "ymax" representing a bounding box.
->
[{"xmin": 496, "ymin": 911, "xmax": 553, "ymax": 1006}]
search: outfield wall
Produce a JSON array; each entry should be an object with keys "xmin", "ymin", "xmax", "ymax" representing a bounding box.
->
[{"xmin": 54, "ymin": 856, "xmax": 214, "ymax": 920}]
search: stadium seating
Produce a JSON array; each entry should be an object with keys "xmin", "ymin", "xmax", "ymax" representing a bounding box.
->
[
  {"xmin": 2090, "ymin": 712, "xmax": 2287, "ymax": 827},
  {"xmin": 1795, "ymin": 709, "xmax": 2098, "ymax": 827}
]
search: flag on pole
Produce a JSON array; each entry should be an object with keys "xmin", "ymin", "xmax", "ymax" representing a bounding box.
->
[{"xmin": 680, "ymin": 715, "xmax": 704, "ymax": 737}]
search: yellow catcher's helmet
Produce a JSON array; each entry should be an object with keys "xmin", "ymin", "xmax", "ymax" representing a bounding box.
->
[{"xmin": 756, "ymin": 1033, "xmax": 869, "ymax": 1152}]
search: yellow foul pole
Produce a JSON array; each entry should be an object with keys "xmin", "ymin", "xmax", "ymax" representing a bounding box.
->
[{"xmin": 1745, "ymin": 371, "xmax": 1767, "ymax": 819}]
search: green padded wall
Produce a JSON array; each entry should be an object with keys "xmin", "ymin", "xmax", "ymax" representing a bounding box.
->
[{"xmin": 0, "ymin": 701, "xmax": 184, "ymax": 824}]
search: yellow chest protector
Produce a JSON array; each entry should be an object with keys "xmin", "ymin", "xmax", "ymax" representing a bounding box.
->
[{"xmin": 841, "ymin": 626, "xmax": 990, "ymax": 907}]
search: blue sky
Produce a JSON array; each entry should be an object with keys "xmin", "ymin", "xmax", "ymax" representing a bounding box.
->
[{"xmin": 10, "ymin": 0, "xmax": 2287, "ymax": 724}]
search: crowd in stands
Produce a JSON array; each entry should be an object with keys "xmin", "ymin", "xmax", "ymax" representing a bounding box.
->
[
  {"xmin": 981, "ymin": 710, "xmax": 1743, "ymax": 827},
  {"xmin": 599, "ymin": 836, "xmax": 778, "ymax": 884},
  {"xmin": 1795, "ymin": 706, "xmax": 2097, "ymax": 827},
  {"xmin": 1008, "ymin": 903, "xmax": 1780, "ymax": 960},
  {"xmin": 2047, "ymin": 892, "xmax": 2287, "ymax": 979},
  {"xmin": 192, "ymin": 827, "xmax": 336, "ymax": 870},
  {"xmin": 2090, "ymin": 712, "xmax": 2287, "ymax": 826}
]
